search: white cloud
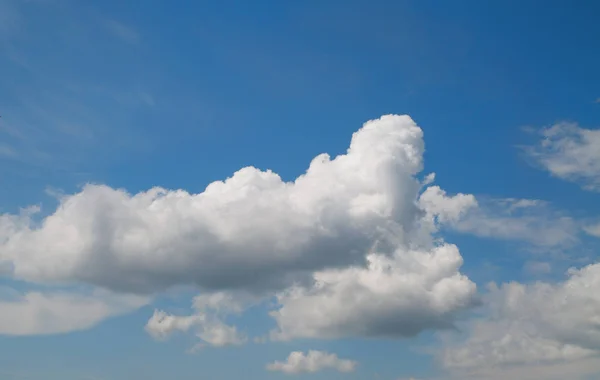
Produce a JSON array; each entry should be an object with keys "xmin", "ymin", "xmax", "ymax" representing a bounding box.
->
[
  {"xmin": 2, "ymin": 112, "xmax": 590, "ymax": 362},
  {"xmin": 418, "ymin": 185, "xmax": 478, "ymax": 225},
  {"xmin": 0, "ymin": 287, "xmax": 148, "ymax": 335},
  {"xmin": 524, "ymin": 122, "xmax": 600, "ymax": 191},
  {"xmin": 146, "ymin": 310, "xmax": 245, "ymax": 348},
  {"xmin": 583, "ymin": 222, "xmax": 600, "ymax": 237},
  {"xmin": 145, "ymin": 310, "xmax": 200, "ymax": 340},
  {"xmin": 145, "ymin": 292, "xmax": 248, "ymax": 348},
  {"xmin": 269, "ymin": 244, "xmax": 476, "ymax": 340},
  {"xmin": 266, "ymin": 350, "xmax": 357, "ymax": 374},
  {"xmin": 420, "ymin": 187, "xmax": 578, "ymax": 248},
  {"xmin": 0, "ymin": 115, "xmax": 431, "ymax": 295},
  {"xmin": 442, "ymin": 262, "xmax": 600, "ymax": 377},
  {"xmin": 0, "ymin": 114, "xmax": 488, "ymax": 344}
]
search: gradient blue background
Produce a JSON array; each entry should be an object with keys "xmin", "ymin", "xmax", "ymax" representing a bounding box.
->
[{"xmin": 1, "ymin": 0, "xmax": 599, "ymax": 379}]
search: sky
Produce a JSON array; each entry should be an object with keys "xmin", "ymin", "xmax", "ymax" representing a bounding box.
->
[{"xmin": 1, "ymin": 0, "xmax": 600, "ymax": 379}]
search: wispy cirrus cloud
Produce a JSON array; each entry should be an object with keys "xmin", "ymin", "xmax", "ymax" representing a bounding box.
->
[{"xmin": 0, "ymin": 81, "xmax": 155, "ymax": 176}]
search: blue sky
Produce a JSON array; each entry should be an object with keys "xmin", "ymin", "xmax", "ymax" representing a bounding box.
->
[{"xmin": 1, "ymin": 0, "xmax": 600, "ymax": 379}]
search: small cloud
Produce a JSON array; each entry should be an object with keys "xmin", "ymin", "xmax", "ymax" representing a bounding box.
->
[
  {"xmin": 583, "ymin": 222, "xmax": 600, "ymax": 237},
  {"xmin": 145, "ymin": 292, "xmax": 250, "ymax": 349},
  {"xmin": 44, "ymin": 186, "xmax": 66, "ymax": 200},
  {"xmin": 266, "ymin": 350, "xmax": 357, "ymax": 374},
  {"xmin": 104, "ymin": 20, "xmax": 139, "ymax": 44},
  {"xmin": 522, "ymin": 122, "xmax": 600, "ymax": 191}
]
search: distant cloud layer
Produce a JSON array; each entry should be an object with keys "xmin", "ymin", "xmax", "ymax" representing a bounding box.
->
[{"xmin": 441, "ymin": 262, "xmax": 600, "ymax": 379}]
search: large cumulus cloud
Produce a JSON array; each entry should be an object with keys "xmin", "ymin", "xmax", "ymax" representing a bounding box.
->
[
  {"xmin": 0, "ymin": 114, "xmax": 483, "ymax": 342},
  {"xmin": 0, "ymin": 115, "xmax": 429, "ymax": 294}
]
